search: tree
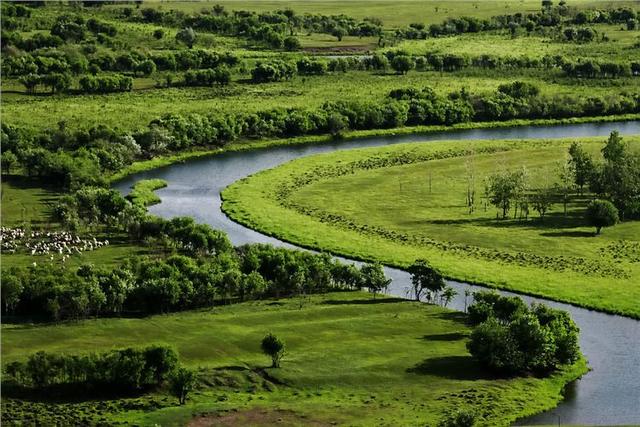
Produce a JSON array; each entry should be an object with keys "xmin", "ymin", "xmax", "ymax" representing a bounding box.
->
[
  {"xmin": 1, "ymin": 273, "xmax": 23, "ymax": 313},
  {"xmin": 1, "ymin": 151, "xmax": 18, "ymax": 175},
  {"xmin": 283, "ymin": 36, "xmax": 301, "ymax": 51},
  {"xmin": 486, "ymin": 168, "xmax": 527, "ymax": 219},
  {"xmin": 169, "ymin": 367, "xmax": 197, "ymax": 404},
  {"xmin": 408, "ymin": 259, "xmax": 445, "ymax": 302},
  {"xmin": 176, "ymin": 27, "xmax": 196, "ymax": 49},
  {"xmin": 556, "ymin": 158, "xmax": 575, "ymax": 217},
  {"xmin": 327, "ymin": 113, "xmax": 348, "ymax": 138},
  {"xmin": 568, "ymin": 142, "xmax": 594, "ymax": 195},
  {"xmin": 390, "ymin": 55, "xmax": 415, "ymax": 75},
  {"xmin": 360, "ymin": 263, "xmax": 391, "ymax": 298},
  {"xmin": 530, "ymin": 187, "xmax": 553, "ymax": 220},
  {"xmin": 585, "ymin": 199, "xmax": 618, "ymax": 234},
  {"xmin": 331, "ymin": 27, "xmax": 346, "ymax": 41},
  {"xmin": 153, "ymin": 28, "xmax": 164, "ymax": 39},
  {"xmin": 261, "ymin": 333, "xmax": 285, "ymax": 368}
]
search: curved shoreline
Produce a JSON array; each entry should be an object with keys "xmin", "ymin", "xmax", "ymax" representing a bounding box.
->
[{"xmin": 109, "ymin": 113, "xmax": 640, "ymax": 183}]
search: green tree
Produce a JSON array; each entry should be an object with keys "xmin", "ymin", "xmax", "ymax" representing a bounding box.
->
[
  {"xmin": 331, "ymin": 27, "xmax": 346, "ymax": 41},
  {"xmin": 568, "ymin": 142, "xmax": 594, "ymax": 195},
  {"xmin": 486, "ymin": 168, "xmax": 527, "ymax": 219},
  {"xmin": 408, "ymin": 259, "xmax": 445, "ymax": 302},
  {"xmin": 390, "ymin": 55, "xmax": 415, "ymax": 74},
  {"xmin": 585, "ymin": 199, "xmax": 618, "ymax": 234},
  {"xmin": 261, "ymin": 333, "xmax": 285, "ymax": 368},
  {"xmin": 530, "ymin": 187, "xmax": 553, "ymax": 221},
  {"xmin": 169, "ymin": 367, "xmax": 197, "ymax": 404},
  {"xmin": 283, "ymin": 36, "xmax": 301, "ymax": 51},
  {"xmin": 1, "ymin": 151, "xmax": 18, "ymax": 175},
  {"xmin": 360, "ymin": 263, "xmax": 391, "ymax": 298},
  {"xmin": 1, "ymin": 273, "xmax": 23, "ymax": 313},
  {"xmin": 176, "ymin": 27, "xmax": 197, "ymax": 48}
]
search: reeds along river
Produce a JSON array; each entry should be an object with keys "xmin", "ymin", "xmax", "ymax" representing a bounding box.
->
[{"xmin": 114, "ymin": 120, "xmax": 640, "ymax": 426}]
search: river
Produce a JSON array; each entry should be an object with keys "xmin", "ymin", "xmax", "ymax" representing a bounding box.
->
[{"xmin": 114, "ymin": 121, "xmax": 640, "ymax": 425}]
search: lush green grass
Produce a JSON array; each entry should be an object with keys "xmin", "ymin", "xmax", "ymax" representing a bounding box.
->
[
  {"xmin": 0, "ymin": 177, "xmax": 149, "ymax": 271},
  {"xmin": 222, "ymin": 136, "xmax": 640, "ymax": 318},
  {"xmin": 127, "ymin": 0, "xmax": 639, "ymax": 28},
  {"xmin": 1, "ymin": 291, "xmax": 587, "ymax": 426},
  {"xmin": 393, "ymin": 23, "xmax": 640, "ymax": 61},
  {"xmin": 126, "ymin": 178, "xmax": 168, "ymax": 207},
  {"xmin": 4, "ymin": 69, "xmax": 637, "ymax": 133}
]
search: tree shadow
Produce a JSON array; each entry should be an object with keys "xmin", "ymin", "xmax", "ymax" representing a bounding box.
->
[
  {"xmin": 323, "ymin": 297, "xmax": 407, "ymax": 305},
  {"xmin": 432, "ymin": 311, "xmax": 468, "ymax": 325},
  {"xmin": 539, "ymin": 230, "xmax": 594, "ymax": 238},
  {"xmin": 422, "ymin": 332, "xmax": 468, "ymax": 341},
  {"xmin": 408, "ymin": 355, "xmax": 491, "ymax": 380}
]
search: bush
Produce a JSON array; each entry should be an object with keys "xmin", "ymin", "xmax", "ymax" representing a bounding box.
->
[
  {"xmin": 169, "ymin": 367, "xmax": 197, "ymax": 404},
  {"xmin": 261, "ymin": 333, "xmax": 285, "ymax": 368},
  {"xmin": 466, "ymin": 292, "xmax": 580, "ymax": 375},
  {"xmin": 585, "ymin": 199, "xmax": 619, "ymax": 234}
]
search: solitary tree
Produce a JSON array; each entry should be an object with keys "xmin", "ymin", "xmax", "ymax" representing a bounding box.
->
[
  {"xmin": 176, "ymin": 27, "xmax": 197, "ymax": 48},
  {"xmin": 261, "ymin": 333, "xmax": 285, "ymax": 368},
  {"xmin": 360, "ymin": 263, "xmax": 391, "ymax": 298},
  {"xmin": 530, "ymin": 187, "xmax": 553, "ymax": 221},
  {"xmin": 331, "ymin": 27, "xmax": 346, "ymax": 41},
  {"xmin": 169, "ymin": 367, "xmax": 197, "ymax": 404},
  {"xmin": 568, "ymin": 142, "xmax": 594, "ymax": 195},
  {"xmin": 408, "ymin": 259, "xmax": 445, "ymax": 302},
  {"xmin": 391, "ymin": 55, "xmax": 415, "ymax": 75},
  {"xmin": 585, "ymin": 199, "xmax": 618, "ymax": 234}
]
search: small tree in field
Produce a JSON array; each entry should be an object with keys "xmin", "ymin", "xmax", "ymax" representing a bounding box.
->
[
  {"xmin": 360, "ymin": 263, "xmax": 391, "ymax": 298},
  {"xmin": 391, "ymin": 55, "xmax": 415, "ymax": 74},
  {"xmin": 169, "ymin": 367, "xmax": 197, "ymax": 405},
  {"xmin": 261, "ymin": 333, "xmax": 285, "ymax": 368},
  {"xmin": 585, "ymin": 200, "xmax": 618, "ymax": 234},
  {"xmin": 530, "ymin": 187, "xmax": 553, "ymax": 221},
  {"xmin": 176, "ymin": 27, "xmax": 196, "ymax": 48}
]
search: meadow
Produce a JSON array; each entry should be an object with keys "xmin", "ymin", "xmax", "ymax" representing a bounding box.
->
[
  {"xmin": 0, "ymin": 291, "xmax": 586, "ymax": 426},
  {"xmin": 222, "ymin": 135, "xmax": 640, "ymax": 318}
]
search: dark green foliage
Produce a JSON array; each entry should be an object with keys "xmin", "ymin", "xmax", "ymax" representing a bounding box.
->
[
  {"xmin": 3, "ymin": 346, "xmax": 179, "ymax": 393},
  {"xmin": 438, "ymin": 409, "xmax": 477, "ymax": 427},
  {"xmin": 251, "ymin": 60, "xmax": 296, "ymax": 82},
  {"xmin": 360, "ymin": 262, "xmax": 391, "ymax": 297},
  {"xmin": 78, "ymin": 74, "xmax": 133, "ymax": 94},
  {"xmin": 466, "ymin": 292, "xmax": 580, "ymax": 375},
  {"xmin": 184, "ymin": 67, "xmax": 230, "ymax": 86},
  {"xmin": 390, "ymin": 55, "xmax": 415, "ymax": 74},
  {"xmin": 175, "ymin": 27, "xmax": 196, "ymax": 48},
  {"xmin": 585, "ymin": 200, "xmax": 619, "ymax": 234},
  {"xmin": 261, "ymin": 333, "xmax": 285, "ymax": 368}
]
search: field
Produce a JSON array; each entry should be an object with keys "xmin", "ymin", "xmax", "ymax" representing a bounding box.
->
[
  {"xmin": 222, "ymin": 135, "xmax": 640, "ymax": 318},
  {"xmin": 124, "ymin": 1, "xmax": 639, "ymax": 28},
  {"xmin": 0, "ymin": 291, "xmax": 586, "ymax": 426}
]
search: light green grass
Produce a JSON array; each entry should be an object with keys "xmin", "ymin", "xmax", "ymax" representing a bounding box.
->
[
  {"xmin": 126, "ymin": 178, "xmax": 168, "ymax": 207},
  {"xmin": 4, "ymin": 70, "xmax": 637, "ymax": 133},
  {"xmin": 1, "ymin": 291, "xmax": 587, "ymax": 426},
  {"xmin": 0, "ymin": 177, "xmax": 149, "ymax": 271},
  {"xmin": 127, "ymin": 1, "xmax": 639, "ymax": 28},
  {"xmin": 222, "ymin": 136, "xmax": 640, "ymax": 318}
]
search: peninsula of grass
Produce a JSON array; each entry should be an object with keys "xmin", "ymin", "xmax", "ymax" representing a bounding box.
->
[
  {"xmin": 1, "ymin": 292, "xmax": 587, "ymax": 426},
  {"xmin": 125, "ymin": 179, "xmax": 168, "ymax": 207},
  {"xmin": 222, "ymin": 135, "xmax": 640, "ymax": 319}
]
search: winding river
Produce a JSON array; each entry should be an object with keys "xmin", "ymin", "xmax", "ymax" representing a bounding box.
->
[{"xmin": 114, "ymin": 121, "xmax": 640, "ymax": 426}]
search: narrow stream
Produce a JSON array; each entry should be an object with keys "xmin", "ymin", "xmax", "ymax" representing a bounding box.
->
[{"xmin": 114, "ymin": 121, "xmax": 640, "ymax": 425}]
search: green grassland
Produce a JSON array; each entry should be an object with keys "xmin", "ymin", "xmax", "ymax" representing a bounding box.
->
[
  {"xmin": 3, "ymin": 69, "xmax": 637, "ymax": 133},
  {"xmin": 222, "ymin": 136, "xmax": 640, "ymax": 318},
  {"xmin": 126, "ymin": 0, "xmax": 639, "ymax": 28},
  {"xmin": 1, "ymin": 291, "xmax": 587, "ymax": 426},
  {"xmin": 393, "ymin": 23, "xmax": 640, "ymax": 61},
  {"xmin": 1, "ymin": 177, "xmax": 149, "ymax": 270}
]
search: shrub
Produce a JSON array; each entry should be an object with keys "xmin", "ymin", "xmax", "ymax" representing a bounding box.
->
[
  {"xmin": 261, "ymin": 333, "xmax": 285, "ymax": 368},
  {"xmin": 585, "ymin": 199, "xmax": 619, "ymax": 234}
]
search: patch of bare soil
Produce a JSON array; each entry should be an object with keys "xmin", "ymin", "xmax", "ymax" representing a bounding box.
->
[{"xmin": 188, "ymin": 408, "xmax": 334, "ymax": 427}]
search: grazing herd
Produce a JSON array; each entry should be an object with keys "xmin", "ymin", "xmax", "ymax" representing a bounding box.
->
[{"xmin": 0, "ymin": 227, "xmax": 108, "ymax": 262}]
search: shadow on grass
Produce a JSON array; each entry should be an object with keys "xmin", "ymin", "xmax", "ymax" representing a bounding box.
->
[
  {"xmin": 432, "ymin": 311, "xmax": 468, "ymax": 325},
  {"xmin": 422, "ymin": 332, "xmax": 468, "ymax": 341},
  {"xmin": 408, "ymin": 356, "xmax": 491, "ymax": 380},
  {"xmin": 539, "ymin": 230, "xmax": 594, "ymax": 238},
  {"xmin": 323, "ymin": 297, "xmax": 407, "ymax": 305}
]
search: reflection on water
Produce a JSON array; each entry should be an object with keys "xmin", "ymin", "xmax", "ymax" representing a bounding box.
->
[{"xmin": 114, "ymin": 121, "xmax": 640, "ymax": 426}]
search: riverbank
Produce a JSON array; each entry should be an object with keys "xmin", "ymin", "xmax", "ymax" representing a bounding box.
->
[
  {"xmin": 109, "ymin": 114, "xmax": 640, "ymax": 183},
  {"xmin": 220, "ymin": 135, "xmax": 640, "ymax": 319}
]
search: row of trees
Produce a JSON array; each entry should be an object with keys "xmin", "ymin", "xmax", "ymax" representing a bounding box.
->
[
  {"xmin": 466, "ymin": 291, "xmax": 581, "ymax": 375},
  {"xmin": 2, "ymin": 85, "xmax": 638, "ymax": 189},
  {"xmin": 483, "ymin": 132, "xmax": 638, "ymax": 232},
  {"xmin": 2, "ymin": 210, "xmax": 393, "ymax": 320}
]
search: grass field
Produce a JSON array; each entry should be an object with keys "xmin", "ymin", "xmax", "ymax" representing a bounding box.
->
[
  {"xmin": 222, "ymin": 135, "xmax": 640, "ymax": 318},
  {"xmin": 126, "ymin": 1, "xmax": 639, "ymax": 28},
  {"xmin": 3, "ymin": 70, "xmax": 636, "ymax": 133},
  {"xmin": 1, "ymin": 291, "xmax": 586, "ymax": 426},
  {"xmin": 0, "ymin": 177, "xmax": 150, "ymax": 271}
]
